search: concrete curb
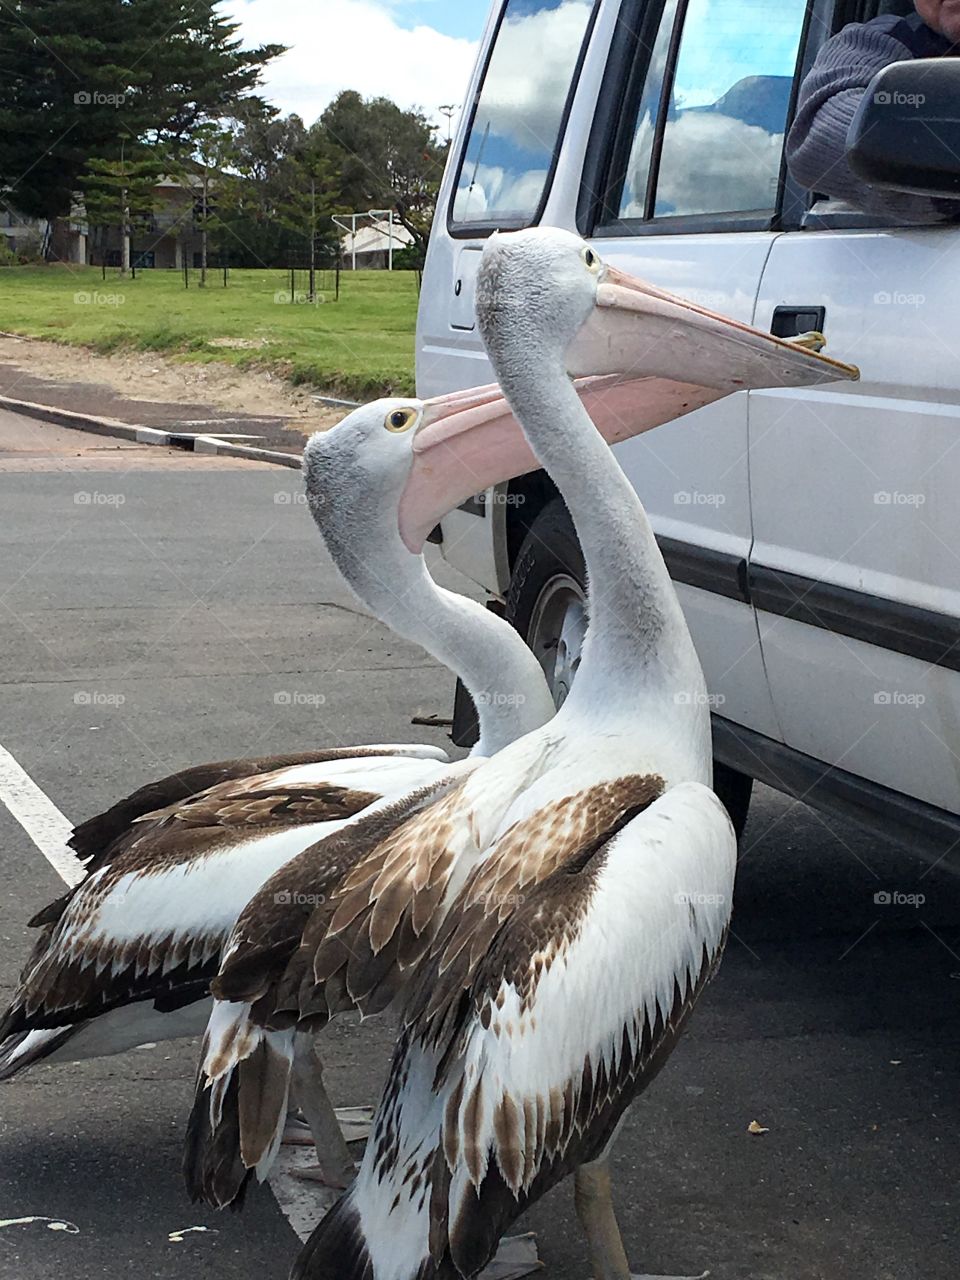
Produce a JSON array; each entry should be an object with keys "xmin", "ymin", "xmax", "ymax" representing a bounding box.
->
[
  {"xmin": 0, "ymin": 393, "xmax": 303, "ymax": 470},
  {"xmin": 312, "ymin": 394, "xmax": 360, "ymax": 409}
]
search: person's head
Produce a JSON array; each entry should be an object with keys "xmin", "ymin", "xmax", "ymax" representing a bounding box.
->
[{"xmin": 915, "ymin": 0, "xmax": 960, "ymax": 43}]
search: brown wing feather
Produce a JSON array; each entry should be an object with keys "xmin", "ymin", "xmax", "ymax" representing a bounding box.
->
[
  {"xmin": 444, "ymin": 936, "xmax": 724, "ymax": 1280},
  {"xmin": 4, "ymin": 778, "xmax": 384, "ymax": 1038},
  {"xmin": 296, "ymin": 774, "xmax": 665, "ymax": 1031},
  {"xmin": 4, "ymin": 923, "xmax": 222, "ymax": 1033},
  {"xmin": 211, "ymin": 774, "xmax": 467, "ymax": 1019},
  {"xmin": 413, "ymin": 832, "xmax": 722, "ymax": 1280},
  {"xmin": 29, "ymin": 766, "xmax": 387, "ymax": 933},
  {"xmin": 408, "ymin": 774, "xmax": 666, "ymax": 1054},
  {"xmin": 66, "ymin": 750, "xmax": 342, "ymax": 870}
]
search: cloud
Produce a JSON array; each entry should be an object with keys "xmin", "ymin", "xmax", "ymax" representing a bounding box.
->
[
  {"xmin": 654, "ymin": 114, "xmax": 784, "ymax": 216},
  {"xmin": 451, "ymin": 0, "xmax": 594, "ymax": 221},
  {"xmin": 222, "ymin": 0, "xmax": 479, "ymax": 127},
  {"xmin": 473, "ymin": 0, "xmax": 593, "ymax": 152},
  {"xmin": 453, "ymin": 163, "xmax": 549, "ymax": 220}
]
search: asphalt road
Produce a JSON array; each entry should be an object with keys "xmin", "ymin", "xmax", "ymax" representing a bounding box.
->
[{"xmin": 1, "ymin": 408, "xmax": 958, "ymax": 1280}]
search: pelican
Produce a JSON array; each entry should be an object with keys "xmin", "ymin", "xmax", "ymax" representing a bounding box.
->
[
  {"xmin": 286, "ymin": 228, "xmax": 858, "ymax": 1280},
  {"xmin": 182, "ymin": 378, "xmax": 672, "ymax": 1204},
  {"xmin": 0, "ymin": 393, "xmax": 560, "ymax": 1105}
]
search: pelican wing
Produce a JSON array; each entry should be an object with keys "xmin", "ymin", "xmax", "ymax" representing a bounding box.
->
[
  {"xmin": 184, "ymin": 762, "xmax": 480, "ymax": 1210},
  {"xmin": 0, "ymin": 754, "xmax": 451, "ymax": 1039},
  {"xmin": 30, "ymin": 744, "xmax": 449, "ymax": 927},
  {"xmin": 289, "ymin": 762, "xmax": 663, "ymax": 1026},
  {"xmin": 209, "ymin": 764, "xmax": 478, "ymax": 1010},
  {"xmin": 293, "ymin": 782, "xmax": 735, "ymax": 1280},
  {"xmin": 65, "ymin": 745, "xmax": 446, "ymax": 871}
]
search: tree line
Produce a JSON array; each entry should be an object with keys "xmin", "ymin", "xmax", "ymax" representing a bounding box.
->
[{"xmin": 0, "ymin": 0, "xmax": 447, "ymax": 272}]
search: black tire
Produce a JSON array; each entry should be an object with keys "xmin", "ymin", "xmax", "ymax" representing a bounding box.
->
[
  {"xmin": 505, "ymin": 498, "xmax": 753, "ymax": 838},
  {"xmin": 504, "ymin": 499, "xmax": 587, "ymax": 707}
]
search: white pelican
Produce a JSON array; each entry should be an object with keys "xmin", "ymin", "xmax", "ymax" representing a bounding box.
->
[
  {"xmin": 0, "ymin": 393, "xmax": 561, "ymax": 1106},
  {"xmin": 286, "ymin": 228, "xmax": 858, "ymax": 1280},
  {"xmin": 182, "ymin": 379, "xmax": 668, "ymax": 1205}
]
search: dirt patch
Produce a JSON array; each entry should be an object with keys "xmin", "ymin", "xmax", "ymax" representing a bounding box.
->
[
  {"xmin": 0, "ymin": 334, "xmax": 346, "ymax": 437},
  {"xmin": 206, "ymin": 336, "xmax": 278, "ymax": 350}
]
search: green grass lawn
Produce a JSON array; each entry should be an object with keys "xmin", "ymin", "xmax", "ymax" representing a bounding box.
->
[{"xmin": 0, "ymin": 264, "xmax": 420, "ymax": 399}]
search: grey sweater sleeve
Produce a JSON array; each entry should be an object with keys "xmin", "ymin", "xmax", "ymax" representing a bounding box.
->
[{"xmin": 786, "ymin": 19, "xmax": 960, "ymax": 224}]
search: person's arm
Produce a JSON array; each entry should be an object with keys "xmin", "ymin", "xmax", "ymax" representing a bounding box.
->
[{"xmin": 787, "ymin": 19, "xmax": 960, "ymax": 224}]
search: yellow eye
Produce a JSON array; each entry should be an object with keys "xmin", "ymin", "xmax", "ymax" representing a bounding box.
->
[
  {"xmin": 581, "ymin": 245, "xmax": 600, "ymax": 272},
  {"xmin": 384, "ymin": 406, "xmax": 418, "ymax": 433}
]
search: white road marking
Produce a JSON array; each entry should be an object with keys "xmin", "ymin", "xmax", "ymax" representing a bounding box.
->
[
  {"xmin": 0, "ymin": 743, "xmax": 84, "ymax": 886},
  {"xmin": 0, "ymin": 1216, "xmax": 80, "ymax": 1234}
]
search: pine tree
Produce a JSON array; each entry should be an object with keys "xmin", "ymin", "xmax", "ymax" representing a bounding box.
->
[
  {"xmin": 81, "ymin": 142, "xmax": 167, "ymax": 272},
  {"xmin": 0, "ymin": 0, "xmax": 283, "ymax": 225}
]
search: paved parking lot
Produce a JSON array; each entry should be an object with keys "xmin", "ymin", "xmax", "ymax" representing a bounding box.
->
[{"xmin": 1, "ymin": 408, "xmax": 958, "ymax": 1280}]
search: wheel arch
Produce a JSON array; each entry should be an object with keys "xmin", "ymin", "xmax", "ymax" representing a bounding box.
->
[{"xmin": 504, "ymin": 470, "xmax": 560, "ymax": 573}]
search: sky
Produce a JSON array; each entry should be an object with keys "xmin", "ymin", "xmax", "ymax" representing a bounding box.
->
[{"xmin": 221, "ymin": 0, "xmax": 494, "ymax": 131}]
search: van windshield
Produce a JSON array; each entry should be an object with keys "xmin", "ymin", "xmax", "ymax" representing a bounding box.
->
[{"xmin": 451, "ymin": 0, "xmax": 595, "ymax": 227}]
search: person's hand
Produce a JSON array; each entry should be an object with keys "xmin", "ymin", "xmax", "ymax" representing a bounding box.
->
[{"xmin": 915, "ymin": 0, "xmax": 960, "ymax": 43}]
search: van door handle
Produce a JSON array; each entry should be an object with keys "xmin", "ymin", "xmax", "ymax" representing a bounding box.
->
[{"xmin": 771, "ymin": 304, "xmax": 826, "ymax": 339}]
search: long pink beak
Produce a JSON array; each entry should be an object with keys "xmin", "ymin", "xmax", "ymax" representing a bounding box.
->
[{"xmin": 398, "ymin": 264, "xmax": 858, "ymax": 554}]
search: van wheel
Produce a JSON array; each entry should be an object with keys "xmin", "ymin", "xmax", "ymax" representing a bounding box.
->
[
  {"xmin": 505, "ymin": 499, "xmax": 587, "ymax": 709},
  {"xmin": 505, "ymin": 498, "xmax": 753, "ymax": 838}
]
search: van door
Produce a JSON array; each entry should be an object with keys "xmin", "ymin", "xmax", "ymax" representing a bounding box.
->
[
  {"xmin": 751, "ymin": 225, "xmax": 960, "ymax": 813},
  {"xmin": 573, "ymin": 0, "xmax": 809, "ymax": 742}
]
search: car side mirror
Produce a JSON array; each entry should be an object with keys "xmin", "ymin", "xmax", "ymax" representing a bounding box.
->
[{"xmin": 847, "ymin": 58, "xmax": 960, "ymax": 198}]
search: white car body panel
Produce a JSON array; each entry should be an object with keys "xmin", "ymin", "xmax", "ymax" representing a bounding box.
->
[
  {"xmin": 752, "ymin": 229, "xmax": 960, "ymax": 809},
  {"xmin": 415, "ymin": 0, "xmax": 960, "ymax": 825}
]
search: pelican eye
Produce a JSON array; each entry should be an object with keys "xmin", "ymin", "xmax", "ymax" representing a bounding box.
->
[
  {"xmin": 581, "ymin": 245, "xmax": 600, "ymax": 272},
  {"xmin": 384, "ymin": 406, "xmax": 418, "ymax": 433}
]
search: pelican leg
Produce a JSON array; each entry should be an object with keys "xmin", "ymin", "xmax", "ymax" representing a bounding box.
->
[
  {"xmin": 574, "ymin": 1160, "xmax": 709, "ymax": 1280},
  {"xmin": 287, "ymin": 1033, "xmax": 356, "ymax": 1189},
  {"xmin": 574, "ymin": 1159, "xmax": 631, "ymax": 1280},
  {"xmin": 282, "ymin": 1106, "xmax": 375, "ymax": 1146}
]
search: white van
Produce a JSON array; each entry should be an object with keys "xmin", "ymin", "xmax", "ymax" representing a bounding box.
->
[{"xmin": 416, "ymin": 0, "xmax": 960, "ymax": 853}]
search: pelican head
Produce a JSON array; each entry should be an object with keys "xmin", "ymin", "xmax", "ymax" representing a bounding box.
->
[
  {"xmin": 305, "ymin": 232, "xmax": 857, "ymax": 559},
  {"xmin": 477, "ymin": 225, "xmax": 859, "ymax": 392},
  {"xmin": 303, "ymin": 391, "xmax": 528, "ymax": 560}
]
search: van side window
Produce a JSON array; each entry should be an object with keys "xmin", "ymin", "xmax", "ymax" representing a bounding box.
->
[
  {"xmin": 451, "ymin": 0, "xmax": 596, "ymax": 229},
  {"xmin": 614, "ymin": 0, "xmax": 807, "ymax": 224},
  {"xmin": 617, "ymin": 0, "xmax": 681, "ymax": 217}
]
